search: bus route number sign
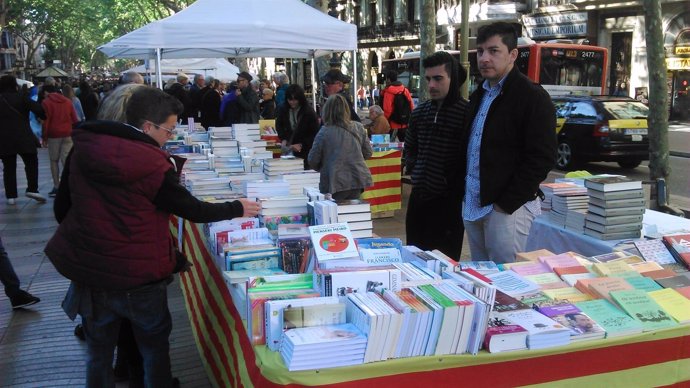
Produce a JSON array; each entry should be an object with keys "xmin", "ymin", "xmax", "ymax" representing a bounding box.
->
[{"xmin": 580, "ymin": 51, "xmax": 597, "ymax": 59}]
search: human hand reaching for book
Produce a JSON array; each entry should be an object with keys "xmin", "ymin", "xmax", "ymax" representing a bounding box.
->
[{"xmin": 239, "ymin": 198, "xmax": 261, "ymax": 217}]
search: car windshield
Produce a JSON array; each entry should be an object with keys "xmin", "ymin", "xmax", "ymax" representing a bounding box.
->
[{"xmin": 601, "ymin": 101, "xmax": 649, "ymax": 119}]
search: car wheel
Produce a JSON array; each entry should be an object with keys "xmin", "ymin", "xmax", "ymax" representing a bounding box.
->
[
  {"xmin": 617, "ymin": 160, "xmax": 642, "ymax": 169},
  {"xmin": 556, "ymin": 140, "xmax": 577, "ymax": 171}
]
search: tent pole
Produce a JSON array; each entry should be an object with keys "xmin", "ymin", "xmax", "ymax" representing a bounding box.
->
[
  {"xmin": 156, "ymin": 48, "xmax": 163, "ymax": 89},
  {"xmin": 352, "ymin": 50, "xmax": 357, "ymax": 114},
  {"xmin": 311, "ymin": 57, "xmax": 317, "ymax": 112}
]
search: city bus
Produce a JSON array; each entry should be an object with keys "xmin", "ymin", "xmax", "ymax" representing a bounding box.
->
[{"xmin": 380, "ymin": 41, "xmax": 608, "ymax": 98}]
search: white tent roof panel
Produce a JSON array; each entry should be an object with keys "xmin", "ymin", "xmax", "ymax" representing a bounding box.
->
[{"xmin": 98, "ymin": 0, "xmax": 357, "ymax": 59}]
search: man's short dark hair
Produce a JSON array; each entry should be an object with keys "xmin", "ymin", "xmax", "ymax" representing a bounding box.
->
[
  {"xmin": 477, "ymin": 22, "xmax": 518, "ymax": 51},
  {"xmin": 126, "ymin": 87, "xmax": 184, "ymax": 128},
  {"xmin": 387, "ymin": 70, "xmax": 398, "ymax": 82},
  {"xmin": 421, "ymin": 51, "xmax": 467, "ymax": 105}
]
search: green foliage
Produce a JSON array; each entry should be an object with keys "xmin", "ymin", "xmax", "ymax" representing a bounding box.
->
[{"xmin": 8, "ymin": 0, "xmax": 195, "ymax": 73}]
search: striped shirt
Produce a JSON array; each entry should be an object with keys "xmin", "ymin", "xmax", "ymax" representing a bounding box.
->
[{"xmin": 405, "ymin": 98, "xmax": 467, "ymax": 197}]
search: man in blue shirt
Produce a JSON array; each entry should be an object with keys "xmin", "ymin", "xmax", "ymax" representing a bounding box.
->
[{"xmin": 461, "ymin": 22, "xmax": 557, "ymax": 263}]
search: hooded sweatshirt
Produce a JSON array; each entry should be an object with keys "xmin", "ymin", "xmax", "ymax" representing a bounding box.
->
[{"xmin": 42, "ymin": 92, "xmax": 78, "ymax": 139}]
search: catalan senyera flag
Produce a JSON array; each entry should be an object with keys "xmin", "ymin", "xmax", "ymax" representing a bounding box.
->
[{"xmin": 362, "ymin": 150, "xmax": 402, "ymax": 213}]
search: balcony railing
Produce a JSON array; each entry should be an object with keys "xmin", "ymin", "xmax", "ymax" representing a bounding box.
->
[{"xmin": 358, "ymin": 21, "xmax": 422, "ymax": 40}]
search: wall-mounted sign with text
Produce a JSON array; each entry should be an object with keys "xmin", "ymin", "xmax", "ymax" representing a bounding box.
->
[{"xmin": 522, "ymin": 11, "xmax": 588, "ymax": 40}]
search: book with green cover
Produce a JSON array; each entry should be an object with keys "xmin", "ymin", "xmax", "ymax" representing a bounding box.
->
[
  {"xmin": 626, "ymin": 276, "xmax": 664, "ymax": 293},
  {"xmin": 610, "ymin": 289, "xmax": 678, "ymax": 331},
  {"xmin": 575, "ymin": 299, "xmax": 643, "ymax": 337}
]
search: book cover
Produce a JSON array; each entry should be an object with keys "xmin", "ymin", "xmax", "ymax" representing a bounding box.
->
[
  {"xmin": 574, "ymin": 299, "xmax": 643, "ymax": 337},
  {"xmin": 584, "ymin": 176, "xmax": 642, "ymax": 192},
  {"xmin": 484, "ymin": 311, "xmax": 528, "ymax": 353},
  {"xmin": 486, "ymin": 271, "xmax": 541, "ymax": 298},
  {"xmin": 495, "ymin": 309, "xmax": 571, "ymax": 349},
  {"xmin": 625, "ymin": 276, "xmax": 663, "ymax": 292},
  {"xmin": 662, "ymin": 234, "xmax": 690, "ymax": 269},
  {"xmin": 586, "ymin": 277, "xmax": 633, "ymax": 303},
  {"xmin": 539, "ymin": 253, "xmax": 582, "ymax": 271},
  {"xmin": 647, "ymin": 288, "xmax": 690, "ymax": 324},
  {"xmin": 542, "ymin": 287, "xmax": 592, "ymax": 303},
  {"xmin": 457, "ymin": 261, "xmax": 500, "ymax": 275},
  {"xmin": 536, "ymin": 302, "xmax": 606, "ymax": 340},
  {"xmin": 655, "ymin": 274, "xmax": 690, "ymax": 289},
  {"xmin": 591, "ymin": 261, "xmax": 635, "ymax": 277},
  {"xmin": 283, "ymin": 303, "xmax": 347, "ymax": 329},
  {"xmin": 515, "ymin": 249, "xmax": 556, "ymax": 262},
  {"xmin": 264, "ymin": 296, "xmax": 340, "ymax": 351},
  {"xmin": 609, "ymin": 289, "xmax": 678, "ymax": 331},
  {"xmin": 308, "ymin": 223, "xmax": 360, "ymax": 262},
  {"xmin": 335, "ymin": 199, "xmax": 371, "ymax": 214},
  {"xmin": 634, "ymin": 239, "xmax": 677, "ymax": 265}
]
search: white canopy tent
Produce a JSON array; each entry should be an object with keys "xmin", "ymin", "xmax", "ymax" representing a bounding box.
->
[
  {"xmin": 125, "ymin": 58, "xmax": 242, "ymax": 83},
  {"xmin": 98, "ymin": 0, "xmax": 359, "ymax": 97}
]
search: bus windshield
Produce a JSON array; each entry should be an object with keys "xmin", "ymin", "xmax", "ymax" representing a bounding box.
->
[{"xmin": 537, "ymin": 47, "xmax": 605, "ymax": 96}]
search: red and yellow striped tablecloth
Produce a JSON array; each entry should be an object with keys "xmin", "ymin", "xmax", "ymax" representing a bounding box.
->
[
  {"xmin": 362, "ymin": 150, "xmax": 402, "ymax": 213},
  {"xmin": 173, "ymin": 219, "xmax": 690, "ymax": 388}
]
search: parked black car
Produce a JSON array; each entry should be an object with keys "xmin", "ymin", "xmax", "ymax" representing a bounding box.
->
[{"xmin": 551, "ymin": 96, "xmax": 649, "ymax": 170}]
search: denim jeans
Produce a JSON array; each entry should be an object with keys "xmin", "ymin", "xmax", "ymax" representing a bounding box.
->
[
  {"xmin": 82, "ymin": 279, "xmax": 173, "ymax": 388},
  {"xmin": 0, "ymin": 235, "xmax": 21, "ymax": 299}
]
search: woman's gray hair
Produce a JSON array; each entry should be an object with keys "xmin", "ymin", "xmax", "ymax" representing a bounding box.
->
[
  {"xmin": 97, "ymin": 84, "xmax": 147, "ymax": 121},
  {"xmin": 272, "ymin": 71, "xmax": 289, "ymax": 85},
  {"xmin": 369, "ymin": 105, "xmax": 383, "ymax": 115},
  {"xmin": 321, "ymin": 94, "xmax": 351, "ymax": 129}
]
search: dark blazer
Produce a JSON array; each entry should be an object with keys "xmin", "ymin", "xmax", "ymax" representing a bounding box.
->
[
  {"xmin": 0, "ymin": 92, "xmax": 45, "ymax": 156},
  {"xmin": 275, "ymin": 103, "xmax": 320, "ymax": 166},
  {"xmin": 460, "ymin": 66, "xmax": 557, "ymax": 214}
]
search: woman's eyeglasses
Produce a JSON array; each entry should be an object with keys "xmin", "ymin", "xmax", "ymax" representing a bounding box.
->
[{"xmin": 147, "ymin": 121, "xmax": 176, "ymax": 136}]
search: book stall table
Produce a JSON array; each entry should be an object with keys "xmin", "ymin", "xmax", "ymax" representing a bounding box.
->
[
  {"xmin": 525, "ymin": 209, "xmax": 690, "ymax": 257},
  {"xmin": 172, "ymin": 218, "xmax": 690, "ymax": 387},
  {"xmin": 362, "ymin": 150, "xmax": 402, "ymax": 216}
]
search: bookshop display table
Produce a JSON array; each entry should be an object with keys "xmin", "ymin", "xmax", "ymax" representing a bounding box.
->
[
  {"xmin": 362, "ymin": 150, "xmax": 402, "ymax": 214},
  {"xmin": 173, "ymin": 219, "xmax": 690, "ymax": 387},
  {"xmin": 525, "ymin": 209, "xmax": 690, "ymax": 256}
]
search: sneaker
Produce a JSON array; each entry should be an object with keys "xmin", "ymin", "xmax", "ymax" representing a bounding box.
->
[
  {"xmin": 7, "ymin": 198, "xmax": 16, "ymax": 205},
  {"xmin": 10, "ymin": 290, "xmax": 40, "ymax": 309},
  {"xmin": 74, "ymin": 324, "xmax": 86, "ymax": 341},
  {"xmin": 26, "ymin": 192, "xmax": 47, "ymax": 202},
  {"xmin": 49, "ymin": 188, "xmax": 58, "ymax": 197}
]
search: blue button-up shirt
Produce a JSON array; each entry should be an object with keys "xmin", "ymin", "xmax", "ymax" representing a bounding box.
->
[{"xmin": 463, "ymin": 77, "xmax": 507, "ymax": 221}]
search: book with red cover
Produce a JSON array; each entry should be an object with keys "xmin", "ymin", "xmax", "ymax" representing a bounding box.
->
[
  {"xmin": 676, "ymin": 286, "xmax": 690, "ymax": 300},
  {"xmin": 554, "ymin": 265, "xmax": 590, "ymax": 278},
  {"xmin": 642, "ymin": 268, "xmax": 678, "ymax": 280},
  {"xmin": 461, "ymin": 268, "xmax": 493, "ymax": 284},
  {"xmin": 662, "ymin": 234, "xmax": 690, "ymax": 269}
]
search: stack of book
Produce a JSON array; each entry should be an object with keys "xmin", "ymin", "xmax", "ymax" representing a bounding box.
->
[
  {"xmin": 583, "ymin": 176, "xmax": 645, "ymax": 240},
  {"xmin": 263, "ymin": 157, "xmax": 304, "ymax": 178},
  {"xmin": 258, "ymin": 196, "xmax": 310, "ymax": 231},
  {"xmin": 336, "ymin": 200, "xmax": 373, "ymax": 238},
  {"xmin": 540, "ymin": 182, "xmax": 587, "ymax": 212},
  {"xmin": 208, "ymin": 127, "xmax": 239, "ymax": 157},
  {"xmin": 210, "ymin": 154, "xmax": 244, "ymax": 174},
  {"xmin": 243, "ymin": 180, "xmax": 290, "ymax": 199},
  {"xmin": 550, "ymin": 191, "xmax": 589, "ymax": 230},
  {"xmin": 280, "ymin": 323, "xmax": 367, "ymax": 371},
  {"xmin": 185, "ymin": 176, "xmax": 230, "ymax": 197},
  {"xmin": 280, "ymin": 171, "xmax": 321, "ymax": 196}
]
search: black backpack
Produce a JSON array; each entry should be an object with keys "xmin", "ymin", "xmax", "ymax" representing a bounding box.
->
[{"xmin": 389, "ymin": 90, "xmax": 411, "ymax": 125}]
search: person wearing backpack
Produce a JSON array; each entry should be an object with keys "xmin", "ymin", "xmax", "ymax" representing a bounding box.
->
[{"xmin": 382, "ymin": 70, "xmax": 414, "ymax": 142}]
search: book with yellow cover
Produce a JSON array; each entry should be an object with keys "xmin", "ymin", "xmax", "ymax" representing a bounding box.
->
[
  {"xmin": 647, "ymin": 288, "xmax": 690, "ymax": 324},
  {"xmin": 515, "ymin": 249, "xmax": 556, "ymax": 262},
  {"xmin": 591, "ymin": 261, "xmax": 635, "ymax": 277},
  {"xmin": 542, "ymin": 287, "xmax": 593, "ymax": 303}
]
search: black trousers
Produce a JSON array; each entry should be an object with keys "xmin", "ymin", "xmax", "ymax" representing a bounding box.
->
[
  {"xmin": 405, "ymin": 189, "xmax": 464, "ymax": 260},
  {"xmin": 2, "ymin": 153, "xmax": 39, "ymax": 198}
]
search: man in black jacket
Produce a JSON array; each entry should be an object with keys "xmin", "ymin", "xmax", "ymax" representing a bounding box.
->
[
  {"xmin": 461, "ymin": 22, "xmax": 557, "ymax": 263},
  {"xmin": 404, "ymin": 51, "xmax": 468, "ymax": 260}
]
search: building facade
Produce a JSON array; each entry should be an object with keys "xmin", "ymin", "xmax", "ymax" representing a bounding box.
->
[{"xmin": 328, "ymin": 0, "xmax": 688, "ymax": 117}]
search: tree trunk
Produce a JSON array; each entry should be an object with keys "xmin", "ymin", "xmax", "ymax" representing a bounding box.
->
[
  {"xmin": 642, "ymin": 0, "xmax": 671, "ymax": 207},
  {"xmin": 418, "ymin": 0, "xmax": 436, "ymax": 103}
]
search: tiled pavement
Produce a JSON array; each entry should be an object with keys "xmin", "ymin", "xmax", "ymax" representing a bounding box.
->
[{"xmin": 0, "ymin": 148, "xmax": 211, "ymax": 388}]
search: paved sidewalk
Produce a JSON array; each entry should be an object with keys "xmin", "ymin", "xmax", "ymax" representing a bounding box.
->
[{"xmin": 0, "ymin": 149, "xmax": 211, "ymax": 388}]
